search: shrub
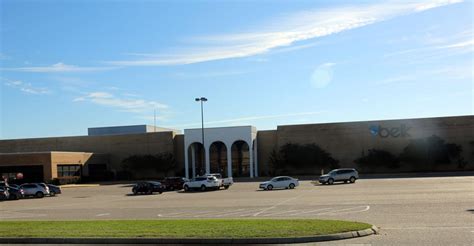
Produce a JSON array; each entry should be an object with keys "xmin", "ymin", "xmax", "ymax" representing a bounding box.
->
[
  {"xmin": 399, "ymin": 135, "xmax": 462, "ymax": 168},
  {"xmin": 355, "ymin": 149, "xmax": 400, "ymax": 170},
  {"xmin": 269, "ymin": 143, "xmax": 339, "ymax": 174}
]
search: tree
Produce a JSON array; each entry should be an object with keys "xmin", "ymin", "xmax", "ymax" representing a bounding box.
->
[
  {"xmin": 121, "ymin": 153, "xmax": 176, "ymax": 177},
  {"xmin": 354, "ymin": 149, "xmax": 400, "ymax": 170},
  {"xmin": 155, "ymin": 153, "xmax": 176, "ymax": 176},
  {"xmin": 269, "ymin": 143, "xmax": 339, "ymax": 174},
  {"xmin": 399, "ymin": 135, "xmax": 463, "ymax": 168}
]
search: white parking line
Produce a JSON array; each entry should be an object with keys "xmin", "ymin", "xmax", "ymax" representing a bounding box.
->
[
  {"xmin": 288, "ymin": 208, "xmax": 333, "ymax": 216},
  {"xmin": 161, "ymin": 212, "xmax": 188, "ymax": 216},
  {"xmin": 0, "ymin": 211, "xmax": 47, "ymax": 219},
  {"xmin": 214, "ymin": 209, "xmax": 263, "ymax": 217},
  {"xmin": 204, "ymin": 208, "xmax": 246, "ymax": 217},
  {"xmin": 95, "ymin": 213, "xmax": 110, "ymax": 217},
  {"xmin": 316, "ymin": 205, "xmax": 370, "ymax": 215},
  {"xmin": 260, "ymin": 209, "xmax": 301, "ymax": 217},
  {"xmin": 252, "ymin": 196, "xmax": 301, "ymax": 217},
  {"xmin": 165, "ymin": 210, "xmax": 213, "ymax": 218}
]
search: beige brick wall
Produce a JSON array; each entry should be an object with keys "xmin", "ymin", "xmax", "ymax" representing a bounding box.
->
[
  {"xmin": 256, "ymin": 130, "xmax": 277, "ymax": 176},
  {"xmin": 0, "ymin": 132, "xmax": 176, "ymax": 173},
  {"xmin": 273, "ymin": 116, "xmax": 474, "ymax": 172}
]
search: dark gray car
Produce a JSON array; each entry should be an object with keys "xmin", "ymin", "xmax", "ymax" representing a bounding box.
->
[{"xmin": 319, "ymin": 168, "xmax": 359, "ymax": 185}]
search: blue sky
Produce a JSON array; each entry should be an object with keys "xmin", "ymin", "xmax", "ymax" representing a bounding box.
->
[{"xmin": 1, "ymin": 0, "xmax": 472, "ymax": 139}]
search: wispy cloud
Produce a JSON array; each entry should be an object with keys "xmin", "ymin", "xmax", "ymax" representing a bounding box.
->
[
  {"xmin": 385, "ymin": 29, "xmax": 473, "ymax": 61},
  {"xmin": 173, "ymin": 70, "xmax": 250, "ymax": 79},
  {"xmin": 107, "ymin": 0, "xmax": 461, "ymax": 66},
  {"xmin": 172, "ymin": 111, "xmax": 326, "ymax": 128},
  {"xmin": 2, "ymin": 62, "xmax": 116, "ymax": 73},
  {"xmin": 73, "ymin": 91, "xmax": 168, "ymax": 114},
  {"xmin": 376, "ymin": 64, "xmax": 473, "ymax": 85},
  {"xmin": 3, "ymin": 78, "xmax": 50, "ymax": 95}
]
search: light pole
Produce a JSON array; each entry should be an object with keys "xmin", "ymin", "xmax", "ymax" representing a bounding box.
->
[{"xmin": 195, "ymin": 97, "xmax": 207, "ymax": 175}]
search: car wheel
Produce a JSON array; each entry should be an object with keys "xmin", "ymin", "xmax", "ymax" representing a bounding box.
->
[
  {"xmin": 350, "ymin": 176, "xmax": 356, "ymax": 183},
  {"xmin": 50, "ymin": 191, "xmax": 56, "ymax": 196},
  {"xmin": 289, "ymin": 183, "xmax": 295, "ymax": 189},
  {"xmin": 201, "ymin": 185, "xmax": 207, "ymax": 191},
  {"xmin": 328, "ymin": 178, "xmax": 334, "ymax": 185},
  {"xmin": 184, "ymin": 185, "xmax": 189, "ymax": 192},
  {"xmin": 35, "ymin": 192, "xmax": 44, "ymax": 198},
  {"xmin": 267, "ymin": 185, "xmax": 273, "ymax": 190},
  {"xmin": 132, "ymin": 189, "xmax": 138, "ymax": 195},
  {"xmin": 224, "ymin": 185, "xmax": 229, "ymax": 190}
]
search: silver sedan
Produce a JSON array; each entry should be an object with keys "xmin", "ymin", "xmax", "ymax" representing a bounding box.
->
[{"xmin": 259, "ymin": 176, "xmax": 299, "ymax": 190}]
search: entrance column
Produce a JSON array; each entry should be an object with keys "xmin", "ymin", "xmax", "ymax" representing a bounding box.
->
[
  {"xmin": 185, "ymin": 145, "xmax": 189, "ymax": 179},
  {"xmin": 249, "ymin": 146, "xmax": 254, "ymax": 178},
  {"xmin": 191, "ymin": 145, "xmax": 196, "ymax": 178},
  {"xmin": 226, "ymin": 143, "xmax": 232, "ymax": 178},
  {"xmin": 254, "ymin": 140, "xmax": 258, "ymax": 177},
  {"xmin": 205, "ymin": 145, "xmax": 210, "ymax": 174}
]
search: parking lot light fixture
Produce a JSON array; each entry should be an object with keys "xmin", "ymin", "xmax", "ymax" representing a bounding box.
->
[{"xmin": 195, "ymin": 97, "xmax": 207, "ymax": 175}]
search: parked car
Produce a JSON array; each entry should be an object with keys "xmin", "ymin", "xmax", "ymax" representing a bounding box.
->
[
  {"xmin": 161, "ymin": 177, "xmax": 187, "ymax": 191},
  {"xmin": 35, "ymin": 183, "xmax": 57, "ymax": 196},
  {"xmin": 183, "ymin": 176, "xmax": 220, "ymax": 191},
  {"xmin": 259, "ymin": 176, "xmax": 299, "ymax": 190},
  {"xmin": 0, "ymin": 188, "xmax": 9, "ymax": 201},
  {"xmin": 47, "ymin": 184, "xmax": 62, "ymax": 196},
  {"xmin": 319, "ymin": 168, "xmax": 359, "ymax": 185},
  {"xmin": 5, "ymin": 186, "xmax": 24, "ymax": 200},
  {"xmin": 8, "ymin": 184, "xmax": 20, "ymax": 189},
  {"xmin": 132, "ymin": 181, "xmax": 164, "ymax": 195},
  {"xmin": 20, "ymin": 183, "xmax": 50, "ymax": 198},
  {"xmin": 205, "ymin": 173, "xmax": 233, "ymax": 189}
]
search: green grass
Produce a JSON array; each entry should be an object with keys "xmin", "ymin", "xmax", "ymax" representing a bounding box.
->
[{"xmin": 0, "ymin": 219, "xmax": 371, "ymax": 238}]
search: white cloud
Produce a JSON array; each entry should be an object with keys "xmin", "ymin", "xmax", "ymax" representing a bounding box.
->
[
  {"xmin": 74, "ymin": 92, "xmax": 168, "ymax": 114},
  {"xmin": 2, "ymin": 62, "xmax": 116, "ymax": 73},
  {"xmin": 376, "ymin": 64, "xmax": 473, "ymax": 86},
  {"xmin": 311, "ymin": 63, "xmax": 336, "ymax": 89},
  {"xmin": 385, "ymin": 29, "xmax": 473, "ymax": 61},
  {"xmin": 3, "ymin": 78, "xmax": 50, "ymax": 95},
  {"xmin": 172, "ymin": 111, "xmax": 326, "ymax": 128},
  {"xmin": 107, "ymin": 0, "xmax": 461, "ymax": 66}
]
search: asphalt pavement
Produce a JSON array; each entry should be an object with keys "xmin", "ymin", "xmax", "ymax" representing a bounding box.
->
[{"xmin": 0, "ymin": 175, "xmax": 473, "ymax": 245}]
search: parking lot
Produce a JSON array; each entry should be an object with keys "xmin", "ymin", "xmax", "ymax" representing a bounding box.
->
[{"xmin": 1, "ymin": 176, "xmax": 473, "ymax": 245}]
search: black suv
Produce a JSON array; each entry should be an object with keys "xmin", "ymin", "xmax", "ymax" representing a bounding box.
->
[
  {"xmin": 132, "ymin": 181, "xmax": 164, "ymax": 195},
  {"xmin": 161, "ymin": 177, "xmax": 187, "ymax": 191}
]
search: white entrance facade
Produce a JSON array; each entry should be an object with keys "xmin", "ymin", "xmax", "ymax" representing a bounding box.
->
[{"xmin": 184, "ymin": 126, "xmax": 258, "ymax": 178}]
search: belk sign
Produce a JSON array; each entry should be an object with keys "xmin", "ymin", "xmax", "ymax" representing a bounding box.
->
[{"xmin": 369, "ymin": 124, "xmax": 411, "ymax": 138}]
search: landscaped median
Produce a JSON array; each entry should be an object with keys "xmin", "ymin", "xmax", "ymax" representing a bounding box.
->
[{"xmin": 0, "ymin": 219, "xmax": 378, "ymax": 244}]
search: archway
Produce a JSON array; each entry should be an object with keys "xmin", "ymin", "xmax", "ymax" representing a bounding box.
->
[
  {"xmin": 231, "ymin": 140, "xmax": 250, "ymax": 177},
  {"xmin": 209, "ymin": 141, "xmax": 228, "ymax": 177},
  {"xmin": 187, "ymin": 142, "xmax": 205, "ymax": 177}
]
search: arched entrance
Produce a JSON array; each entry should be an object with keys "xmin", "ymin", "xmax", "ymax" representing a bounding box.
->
[
  {"xmin": 231, "ymin": 140, "xmax": 250, "ymax": 177},
  {"xmin": 187, "ymin": 142, "xmax": 205, "ymax": 177},
  {"xmin": 209, "ymin": 141, "xmax": 228, "ymax": 177}
]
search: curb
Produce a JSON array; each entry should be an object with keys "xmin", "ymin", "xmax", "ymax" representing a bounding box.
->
[
  {"xmin": 0, "ymin": 226, "xmax": 379, "ymax": 244},
  {"xmin": 59, "ymin": 184, "xmax": 100, "ymax": 188}
]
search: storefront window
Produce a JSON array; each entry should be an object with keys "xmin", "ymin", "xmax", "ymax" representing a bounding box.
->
[{"xmin": 57, "ymin": 165, "xmax": 81, "ymax": 177}]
